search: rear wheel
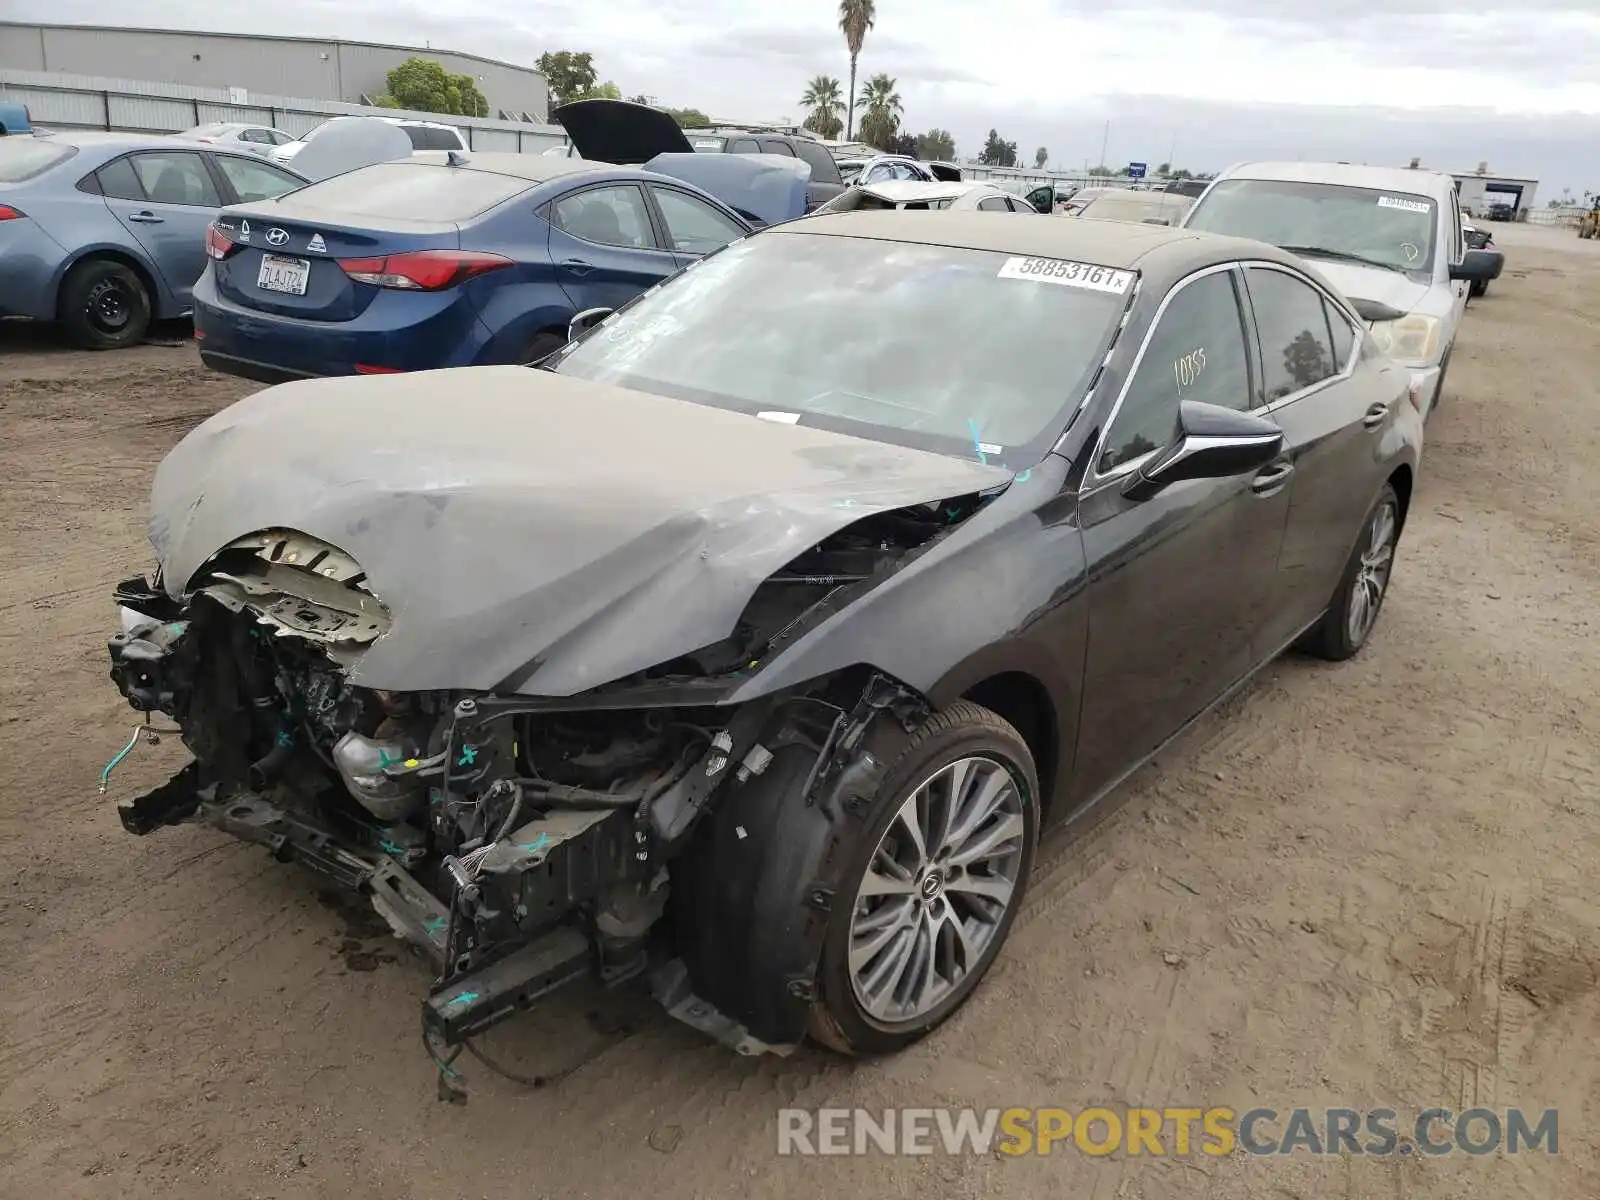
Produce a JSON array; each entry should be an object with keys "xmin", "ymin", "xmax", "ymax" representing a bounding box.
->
[
  {"xmin": 58, "ymin": 258, "xmax": 151, "ymax": 350},
  {"xmin": 1298, "ymin": 483, "xmax": 1401, "ymax": 661},
  {"xmin": 809, "ymin": 701, "xmax": 1039, "ymax": 1055}
]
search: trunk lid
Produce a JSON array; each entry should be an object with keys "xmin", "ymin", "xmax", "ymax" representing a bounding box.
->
[
  {"xmin": 211, "ymin": 203, "xmax": 460, "ymax": 322},
  {"xmin": 552, "ymin": 98, "xmax": 693, "ymax": 164}
]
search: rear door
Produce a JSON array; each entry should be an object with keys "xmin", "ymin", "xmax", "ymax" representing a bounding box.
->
[
  {"xmin": 545, "ymin": 181, "xmax": 678, "ymax": 312},
  {"xmin": 790, "ymin": 139, "xmax": 845, "ymax": 211},
  {"xmin": 644, "ymin": 183, "xmax": 752, "ymax": 268},
  {"xmin": 1240, "ymin": 262, "xmax": 1405, "ymax": 651},
  {"xmin": 97, "ymin": 150, "xmax": 222, "ymax": 307}
]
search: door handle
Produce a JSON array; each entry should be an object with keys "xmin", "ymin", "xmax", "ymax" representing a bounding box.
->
[
  {"xmin": 560, "ymin": 258, "xmax": 593, "ymax": 276},
  {"xmin": 1362, "ymin": 402, "xmax": 1390, "ymax": 430},
  {"xmin": 1250, "ymin": 461, "xmax": 1295, "ymax": 495},
  {"xmin": 126, "ymin": 211, "xmax": 164, "ymax": 224}
]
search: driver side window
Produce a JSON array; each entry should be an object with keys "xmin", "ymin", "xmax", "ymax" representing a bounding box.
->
[{"xmin": 1099, "ymin": 270, "xmax": 1253, "ymax": 474}]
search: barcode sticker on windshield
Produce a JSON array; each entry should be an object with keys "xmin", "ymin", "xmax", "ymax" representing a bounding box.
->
[
  {"xmin": 998, "ymin": 257, "xmax": 1135, "ymax": 294},
  {"xmin": 1377, "ymin": 196, "xmax": 1430, "ymax": 213}
]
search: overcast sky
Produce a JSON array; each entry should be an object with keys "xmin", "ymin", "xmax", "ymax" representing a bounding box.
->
[{"xmin": 27, "ymin": 0, "xmax": 1600, "ymax": 196}]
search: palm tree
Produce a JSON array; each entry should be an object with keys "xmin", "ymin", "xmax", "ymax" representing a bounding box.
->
[
  {"xmin": 800, "ymin": 75, "xmax": 844, "ymax": 140},
  {"xmin": 857, "ymin": 73, "xmax": 902, "ymax": 151},
  {"xmin": 838, "ymin": 0, "xmax": 876, "ymax": 140}
]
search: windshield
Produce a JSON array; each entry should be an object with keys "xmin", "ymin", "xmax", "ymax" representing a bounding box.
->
[
  {"xmin": 552, "ymin": 232, "xmax": 1131, "ymax": 467},
  {"xmin": 0, "ymin": 138, "xmax": 76, "ymax": 181},
  {"xmin": 1185, "ymin": 178, "xmax": 1438, "ymax": 274}
]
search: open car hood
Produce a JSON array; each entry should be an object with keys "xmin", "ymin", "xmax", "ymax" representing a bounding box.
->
[
  {"xmin": 552, "ymin": 98, "xmax": 693, "ymax": 164},
  {"xmin": 644, "ymin": 152, "xmax": 808, "ymax": 225},
  {"xmin": 148, "ymin": 367, "xmax": 1010, "ymax": 697}
]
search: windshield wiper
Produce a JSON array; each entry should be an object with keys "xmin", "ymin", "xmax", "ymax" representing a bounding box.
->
[{"xmin": 1278, "ymin": 245, "xmax": 1409, "ymax": 274}]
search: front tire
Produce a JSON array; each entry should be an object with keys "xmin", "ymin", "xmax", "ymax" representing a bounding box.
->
[
  {"xmin": 809, "ymin": 701, "xmax": 1039, "ymax": 1055},
  {"xmin": 58, "ymin": 258, "xmax": 152, "ymax": 350},
  {"xmin": 1299, "ymin": 483, "xmax": 1401, "ymax": 661}
]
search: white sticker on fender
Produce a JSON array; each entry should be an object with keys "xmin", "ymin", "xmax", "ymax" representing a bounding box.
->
[
  {"xmin": 997, "ymin": 256, "xmax": 1135, "ymax": 294},
  {"xmin": 1377, "ymin": 196, "xmax": 1430, "ymax": 213}
]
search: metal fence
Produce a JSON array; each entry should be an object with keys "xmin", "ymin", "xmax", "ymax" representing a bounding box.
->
[{"xmin": 0, "ymin": 68, "xmax": 568, "ymax": 154}]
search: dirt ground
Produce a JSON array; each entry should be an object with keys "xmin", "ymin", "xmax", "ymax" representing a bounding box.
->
[{"xmin": 1, "ymin": 222, "xmax": 1596, "ymax": 1200}]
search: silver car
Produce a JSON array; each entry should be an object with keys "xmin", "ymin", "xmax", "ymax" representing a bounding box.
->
[
  {"xmin": 814, "ymin": 180, "xmax": 1040, "ymax": 213},
  {"xmin": 1182, "ymin": 162, "xmax": 1503, "ymax": 417},
  {"xmin": 177, "ymin": 122, "xmax": 297, "ymax": 156}
]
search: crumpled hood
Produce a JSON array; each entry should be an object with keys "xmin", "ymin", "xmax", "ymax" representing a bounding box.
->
[
  {"xmin": 1308, "ymin": 261, "xmax": 1440, "ymax": 320},
  {"xmin": 149, "ymin": 367, "xmax": 1010, "ymax": 696}
]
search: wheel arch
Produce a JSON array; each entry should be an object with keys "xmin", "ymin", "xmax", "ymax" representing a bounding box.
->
[
  {"xmin": 1387, "ymin": 463, "xmax": 1414, "ymax": 533},
  {"xmin": 54, "ymin": 247, "xmax": 166, "ymax": 321}
]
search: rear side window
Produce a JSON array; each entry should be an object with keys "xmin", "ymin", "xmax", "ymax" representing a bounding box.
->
[
  {"xmin": 0, "ymin": 139, "xmax": 77, "ymax": 182},
  {"xmin": 759, "ymin": 139, "xmax": 795, "ymax": 156},
  {"xmin": 977, "ymin": 196, "xmax": 1009, "ymax": 212},
  {"xmin": 728, "ymin": 138, "xmax": 760, "ymax": 154},
  {"xmin": 1246, "ymin": 267, "xmax": 1338, "ymax": 401},
  {"xmin": 95, "ymin": 157, "xmax": 144, "ymax": 200},
  {"xmin": 285, "ymin": 162, "xmax": 531, "ymax": 220}
]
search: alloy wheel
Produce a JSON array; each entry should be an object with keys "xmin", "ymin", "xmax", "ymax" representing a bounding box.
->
[
  {"xmin": 1347, "ymin": 497, "xmax": 1398, "ymax": 647},
  {"xmin": 847, "ymin": 755, "xmax": 1026, "ymax": 1024}
]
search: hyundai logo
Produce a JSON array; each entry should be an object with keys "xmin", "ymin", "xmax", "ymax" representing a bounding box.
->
[{"xmin": 265, "ymin": 227, "xmax": 290, "ymax": 247}]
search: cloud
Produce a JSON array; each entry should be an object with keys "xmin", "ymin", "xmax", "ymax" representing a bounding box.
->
[{"xmin": 16, "ymin": 0, "xmax": 1600, "ymax": 192}]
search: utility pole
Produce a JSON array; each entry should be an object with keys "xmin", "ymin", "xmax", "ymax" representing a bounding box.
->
[{"xmin": 1099, "ymin": 120, "xmax": 1109, "ymax": 170}]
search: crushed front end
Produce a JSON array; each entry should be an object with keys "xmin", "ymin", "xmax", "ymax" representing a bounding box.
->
[{"xmin": 105, "ymin": 504, "xmax": 973, "ymax": 1061}]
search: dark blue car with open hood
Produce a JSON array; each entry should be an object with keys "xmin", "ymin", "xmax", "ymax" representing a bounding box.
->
[{"xmin": 192, "ymin": 147, "xmax": 805, "ymax": 381}]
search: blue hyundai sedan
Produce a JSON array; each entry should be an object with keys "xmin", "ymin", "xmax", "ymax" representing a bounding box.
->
[{"xmin": 192, "ymin": 152, "xmax": 776, "ymax": 380}]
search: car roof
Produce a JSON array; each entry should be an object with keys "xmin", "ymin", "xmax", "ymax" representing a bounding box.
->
[
  {"xmin": 1217, "ymin": 160, "xmax": 1455, "ymax": 198},
  {"xmin": 778, "ymin": 211, "xmax": 1301, "ymax": 279},
  {"xmin": 31, "ymin": 130, "xmax": 230, "ymax": 153},
  {"xmin": 397, "ymin": 150, "xmax": 614, "ymax": 182}
]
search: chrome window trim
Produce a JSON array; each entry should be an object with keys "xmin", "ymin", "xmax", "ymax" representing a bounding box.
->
[
  {"xmin": 1080, "ymin": 261, "xmax": 1247, "ymax": 492},
  {"xmin": 1049, "ymin": 273, "xmax": 1145, "ymax": 458},
  {"xmin": 1240, "ymin": 259, "xmax": 1361, "ymax": 413}
]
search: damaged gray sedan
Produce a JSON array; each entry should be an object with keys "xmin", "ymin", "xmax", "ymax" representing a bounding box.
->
[{"xmin": 107, "ymin": 213, "xmax": 1421, "ymax": 1065}]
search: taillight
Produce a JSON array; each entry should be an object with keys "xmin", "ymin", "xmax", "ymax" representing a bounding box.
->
[
  {"xmin": 0, "ymin": 205, "xmax": 25, "ymax": 221},
  {"xmin": 337, "ymin": 250, "xmax": 514, "ymax": 290},
  {"xmin": 206, "ymin": 222, "xmax": 241, "ymax": 260}
]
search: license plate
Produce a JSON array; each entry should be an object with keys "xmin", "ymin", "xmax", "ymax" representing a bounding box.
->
[{"xmin": 257, "ymin": 254, "xmax": 310, "ymax": 296}]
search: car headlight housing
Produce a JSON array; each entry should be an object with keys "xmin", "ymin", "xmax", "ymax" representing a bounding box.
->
[{"xmin": 1367, "ymin": 313, "xmax": 1443, "ymax": 364}]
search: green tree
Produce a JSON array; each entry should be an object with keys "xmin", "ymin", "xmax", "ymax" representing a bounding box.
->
[
  {"xmin": 586, "ymin": 81, "xmax": 623, "ymax": 100},
  {"xmin": 915, "ymin": 128, "xmax": 957, "ymax": 161},
  {"xmin": 664, "ymin": 107, "xmax": 711, "ymax": 128},
  {"xmin": 978, "ymin": 128, "xmax": 1017, "ymax": 167},
  {"xmin": 857, "ymin": 72, "xmax": 902, "ymax": 151},
  {"xmin": 884, "ymin": 132, "xmax": 917, "ymax": 156},
  {"xmin": 838, "ymin": 0, "xmax": 876, "ymax": 140},
  {"xmin": 1087, "ymin": 165, "xmax": 1115, "ymax": 177},
  {"xmin": 1034, "ymin": 146, "xmax": 1048, "ymax": 169},
  {"xmin": 800, "ymin": 75, "xmax": 844, "ymax": 140},
  {"xmin": 379, "ymin": 57, "xmax": 488, "ymax": 117},
  {"xmin": 537, "ymin": 50, "xmax": 598, "ymax": 106},
  {"xmin": 1156, "ymin": 161, "xmax": 1170, "ymax": 175}
]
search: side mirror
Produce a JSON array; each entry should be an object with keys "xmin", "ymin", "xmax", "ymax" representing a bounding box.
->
[
  {"xmin": 1449, "ymin": 247, "xmax": 1504, "ymax": 283},
  {"xmin": 1122, "ymin": 401, "xmax": 1284, "ymax": 501},
  {"xmin": 567, "ymin": 306, "xmax": 613, "ymax": 342}
]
